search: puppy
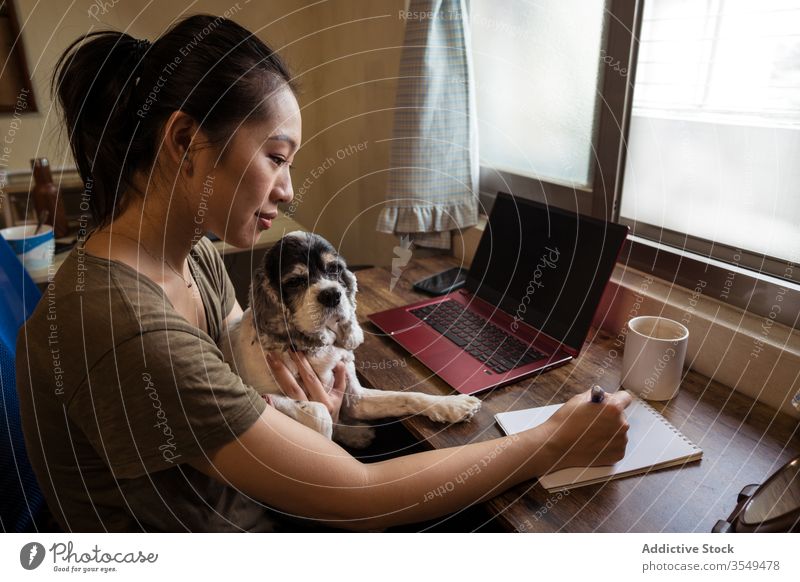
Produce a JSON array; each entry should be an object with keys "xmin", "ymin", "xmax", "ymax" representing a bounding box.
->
[{"xmin": 220, "ymin": 231, "xmax": 481, "ymax": 448}]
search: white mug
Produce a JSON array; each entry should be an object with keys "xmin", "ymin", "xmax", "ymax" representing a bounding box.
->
[{"xmin": 622, "ymin": 316, "xmax": 689, "ymax": 401}]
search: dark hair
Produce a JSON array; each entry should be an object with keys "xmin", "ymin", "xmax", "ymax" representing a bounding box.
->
[{"xmin": 52, "ymin": 14, "xmax": 296, "ymax": 226}]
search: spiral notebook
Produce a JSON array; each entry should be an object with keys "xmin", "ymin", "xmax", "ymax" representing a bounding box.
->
[{"xmin": 495, "ymin": 392, "xmax": 703, "ymax": 493}]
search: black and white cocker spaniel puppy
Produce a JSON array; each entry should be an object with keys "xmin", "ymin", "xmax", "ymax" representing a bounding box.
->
[{"xmin": 221, "ymin": 231, "xmax": 481, "ymax": 448}]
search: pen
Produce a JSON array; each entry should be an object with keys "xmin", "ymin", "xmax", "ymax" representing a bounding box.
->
[{"xmin": 591, "ymin": 385, "xmax": 606, "ymax": 403}]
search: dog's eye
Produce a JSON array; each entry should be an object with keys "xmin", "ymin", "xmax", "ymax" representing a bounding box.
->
[
  {"xmin": 325, "ymin": 264, "xmax": 342, "ymax": 277},
  {"xmin": 284, "ymin": 277, "xmax": 307, "ymax": 288}
]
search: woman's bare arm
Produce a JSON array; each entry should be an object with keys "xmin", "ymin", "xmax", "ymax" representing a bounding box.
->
[
  {"xmin": 189, "ymin": 388, "xmax": 631, "ymax": 531},
  {"xmin": 223, "ymin": 299, "xmax": 244, "ymax": 330}
]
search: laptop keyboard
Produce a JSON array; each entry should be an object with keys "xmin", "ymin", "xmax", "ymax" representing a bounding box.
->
[{"xmin": 409, "ymin": 300, "xmax": 545, "ymax": 373}]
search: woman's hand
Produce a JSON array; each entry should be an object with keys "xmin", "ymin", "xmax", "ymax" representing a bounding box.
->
[
  {"xmin": 538, "ymin": 388, "xmax": 632, "ymax": 472},
  {"xmin": 266, "ymin": 350, "xmax": 347, "ymax": 423}
]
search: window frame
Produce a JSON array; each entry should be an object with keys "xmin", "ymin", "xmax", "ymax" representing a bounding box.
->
[{"xmin": 621, "ymin": 219, "xmax": 800, "ymax": 287}]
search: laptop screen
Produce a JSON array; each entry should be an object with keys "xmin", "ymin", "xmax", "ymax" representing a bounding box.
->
[{"xmin": 465, "ymin": 193, "xmax": 628, "ymax": 353}]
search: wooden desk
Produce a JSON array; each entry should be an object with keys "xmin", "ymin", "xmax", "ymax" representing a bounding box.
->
[{"xmin": 353, "ymin": 255, "xmax": 800, "ymax": 532}]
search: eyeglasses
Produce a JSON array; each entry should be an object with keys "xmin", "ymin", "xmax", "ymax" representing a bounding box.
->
[{"xmin": 713, "ymin": 456, "xmax": 800, "ymax": 533}]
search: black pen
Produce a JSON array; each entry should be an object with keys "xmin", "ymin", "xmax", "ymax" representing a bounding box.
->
[{"xmin": 591, "ymin": 385, "xmax": 606, "ymax": 403}]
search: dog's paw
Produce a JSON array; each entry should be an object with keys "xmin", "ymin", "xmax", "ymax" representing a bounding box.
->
[
  {"xmin": 297, "ymin": 401, "xmax": 333, "ymax": 440},
  {"xmin": 334, "ymin": 424, "xmax": 376, "ymax": 449},
  {"xmin": 427, "ymin": 395, "xmax": 482, "ymax": 423}
]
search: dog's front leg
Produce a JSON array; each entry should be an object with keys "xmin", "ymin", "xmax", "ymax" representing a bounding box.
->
[
  {"xmin": 344, "ymin": 364, "xmax": 482, "ymax": 423},
  {"xmin": 271, "ymin": 395, "xmax": 333, "ymax": 440},
  {"xmin": 348, "ymin": 388, "xmax": 481, "ymax": 423}
]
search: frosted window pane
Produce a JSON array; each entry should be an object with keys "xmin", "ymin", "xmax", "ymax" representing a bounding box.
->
[
  {"xmin": 620, "ymin": 0, "xmax": 800, "ymax": 263},
  {"xmin": 471, "ymin": 0, "xmax": 607, "ymax": 188}
]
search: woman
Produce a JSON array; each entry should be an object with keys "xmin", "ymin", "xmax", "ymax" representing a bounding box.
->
[{"xmin": 16, "ymin": 14, "xmax": 630, "ymax": 532}]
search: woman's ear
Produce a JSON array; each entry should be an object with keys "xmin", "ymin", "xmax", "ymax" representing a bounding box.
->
[{"xmin": 162, "ymin": 110, "xmax": 198, "ymax": 177}]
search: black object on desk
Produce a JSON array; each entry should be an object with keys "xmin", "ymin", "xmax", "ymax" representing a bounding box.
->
[
  {"xmin": 713, "ymin": 455, "xmax": 800, "ymax": 533},
  {"xmin": 412, "ymin": 266, "xmax": 467, "ymax": 296}
]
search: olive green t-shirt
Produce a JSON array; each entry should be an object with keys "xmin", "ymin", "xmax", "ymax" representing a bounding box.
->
[{"xmin": 16, "ymin": 237, "xmax": 288, "ymax": 532}]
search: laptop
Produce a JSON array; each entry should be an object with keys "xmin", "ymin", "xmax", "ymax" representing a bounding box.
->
[{"xmin": 367, "ymin": 192, "xmax": 629, "ymax": 395}]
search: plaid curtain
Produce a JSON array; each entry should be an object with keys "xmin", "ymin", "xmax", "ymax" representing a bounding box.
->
[{"xmin": 376, "ymin": 0, "xmax": 479, "ymax": 249}]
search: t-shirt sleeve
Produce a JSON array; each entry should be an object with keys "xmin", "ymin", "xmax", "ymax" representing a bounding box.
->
[
  {"xmin": 196, "ymin": 237, "xmax": 237, "ymax": 318},
  {"xmin": 67, "ymin": 329, "xmax": 267, "ymax": 479}
]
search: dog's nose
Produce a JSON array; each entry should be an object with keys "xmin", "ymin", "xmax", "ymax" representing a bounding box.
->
[{"xmin": 317, "ymin": 288, "xmax": 341, "ymax": 308}]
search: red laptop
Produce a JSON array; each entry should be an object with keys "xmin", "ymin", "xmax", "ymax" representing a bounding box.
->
[{"xmin": 368, "ymin": 193, "xmax": 629, "ymax": 395}]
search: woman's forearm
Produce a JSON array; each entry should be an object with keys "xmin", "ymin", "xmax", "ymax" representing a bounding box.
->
[{"xmin": 328, "ymin": 427, "xmax": 557, "ymax": 530}]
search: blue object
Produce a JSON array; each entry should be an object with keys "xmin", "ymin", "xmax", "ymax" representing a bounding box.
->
[
  {"xmin": 0, "ymin": 235, "xmax": 45, "ymax": 532},
  {"xmin": 1, "ymin": 225, "xmax": 54, "ymax": 256}
]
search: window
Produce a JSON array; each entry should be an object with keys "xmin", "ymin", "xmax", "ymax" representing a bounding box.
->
[
  {"xmin": 471, "ymin": 0, "xmax": 607, "ymax": 189},
  {"xmin": 470, "ymin": 0, "xmax": 638, "ymax": 219},
  {"xmin": 620, "ymin": 0, "xmax": 800, "ymax": 274}
]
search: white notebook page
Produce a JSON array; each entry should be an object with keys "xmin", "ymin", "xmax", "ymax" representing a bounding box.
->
[{"xmin": 495, "ymin": 393, "xmax": 702, "ymax": 492}]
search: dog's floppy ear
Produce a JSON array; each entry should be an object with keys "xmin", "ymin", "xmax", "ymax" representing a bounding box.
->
[
  {"xmin": 335, "ymin": 268, "xmax": 364, "ymax": 350},
  {"xmin": 249, "ymin": 264, "xmax": 291, "ymax": 338},
  {"xmin": 341, "ymin": 265, "xmax": 358, "ymax": 305}
]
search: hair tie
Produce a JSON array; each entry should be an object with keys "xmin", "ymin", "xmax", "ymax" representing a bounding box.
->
[
  {"xmin": 133, "ymin": 38, "xmax": 150, "ymax": 62},
  {"xmin": 132, "ymin": 38, "xmax": 150, "ymax": 86}
]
